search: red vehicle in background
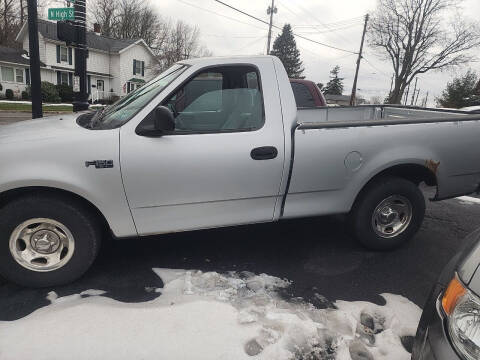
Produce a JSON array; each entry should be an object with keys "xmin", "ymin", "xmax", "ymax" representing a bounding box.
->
[{"xmin": 289, "ymin": 79, "xmax": 327, "ymax": 108}]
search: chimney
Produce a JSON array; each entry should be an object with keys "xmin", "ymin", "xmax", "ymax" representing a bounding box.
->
[{"xmin": 93, "ymin": 23, "xmax": 101, "ymax": 35}]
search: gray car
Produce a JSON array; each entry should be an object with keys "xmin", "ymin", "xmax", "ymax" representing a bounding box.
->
[{"xmin": 412, "ymin": 229, "xmax": 480, "ymax": 360}]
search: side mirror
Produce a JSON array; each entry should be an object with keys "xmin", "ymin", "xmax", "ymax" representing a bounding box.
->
[
  {"xmin": 136, "ymin": 106, "xmax": 175, "ymax": 137},
  {"xmin": 154, "ymin": 106, "xmax": 175, "ymax": 133}
]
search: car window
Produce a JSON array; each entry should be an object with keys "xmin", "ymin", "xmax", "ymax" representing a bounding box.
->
[
  {"xmin": 165, "ymin": 66, "xmax": 265, "ymax": 133},
  {"xmin": 291, "ymin": 82, "xmax": 316, "ymax": 108}
]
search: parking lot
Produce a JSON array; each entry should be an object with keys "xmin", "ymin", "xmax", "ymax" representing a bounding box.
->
[{"xmin": 1, "ymin": 189, "xmax": 479, "ymax": 321}]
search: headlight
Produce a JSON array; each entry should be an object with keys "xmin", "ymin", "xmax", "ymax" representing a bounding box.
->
[{"xmin": 442, "ymin": 276, "xmax": 480, "ymax": 360}]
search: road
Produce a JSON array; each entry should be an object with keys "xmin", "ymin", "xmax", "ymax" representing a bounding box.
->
[
  {"xmin": 0, "ymin": 111, "xmax": 58, "ymax": 125},
  {"xmin": 1, "ymin": 188, "xmax": 479, "ymax": 321}
]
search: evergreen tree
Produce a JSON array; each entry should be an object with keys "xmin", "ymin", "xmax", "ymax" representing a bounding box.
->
[
  {"xmin": 436, "ymin": 70, "xmax": 480, "ymax": 108},
  {"xmin": 323, "ymin": 66, "xmax": 344, "ymax": 95},
  {"xmin": 270, "ymin": 24, "xmax": 304, "ymax": 79}
]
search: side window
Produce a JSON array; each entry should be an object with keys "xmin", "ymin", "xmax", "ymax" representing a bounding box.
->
[
  {"xmin": 171, "ymin": 72, "xmax": 223, "ymax": 113},
  {"xmin": 291, "ymin": 82, "xmax": 315, "ymax": 108},
  {"xmin": 164, "ymin": 66, "xmax": 264, "ymax": 132}
]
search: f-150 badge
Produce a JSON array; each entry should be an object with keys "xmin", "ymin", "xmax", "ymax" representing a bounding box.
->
[{"xmin": 85, "ymin": 160, "xmax": 114, "ymax": 169}]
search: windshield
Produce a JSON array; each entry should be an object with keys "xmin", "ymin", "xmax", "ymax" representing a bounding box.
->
[{"xmin": 89, "ymin": 64, "xmax": 188, "ymax": 129}]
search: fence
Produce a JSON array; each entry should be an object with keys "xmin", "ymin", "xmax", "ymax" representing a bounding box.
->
[{"xmin": 90, "ymin": 90, "xmax": 123, "ymax": 104}]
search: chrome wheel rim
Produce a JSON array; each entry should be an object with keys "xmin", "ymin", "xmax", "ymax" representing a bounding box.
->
[
  {"xmin": 9, "ymin": 218, "xmax": 75, "ymax": 272},
  {"xmin": 371, "ymin": 195, "xmax": 413, "ymax": 238}
]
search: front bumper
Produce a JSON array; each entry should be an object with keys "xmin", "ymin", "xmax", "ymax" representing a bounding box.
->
[{"xmin": 411, "ymin": 255, "xmax": 462, "ymax": 360}]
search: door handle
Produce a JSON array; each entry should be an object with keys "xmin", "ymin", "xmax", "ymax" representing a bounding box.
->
[{"xmin": 251, "ymin": 146, "xmax": 278, "ymax": 160}]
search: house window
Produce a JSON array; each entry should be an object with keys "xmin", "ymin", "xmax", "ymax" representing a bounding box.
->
[
  {"xmin": 60, "ymin": 46, "xmax": 68, "ymax": 62},
  {"xmin": 133, "ymin": 60, "xmax": 143, "ymax": 75},
  {"xmin": 58, "ymin": 71, "xmax": 70, "ymax": 85},
  {"xmin": 15, "ymin": 69, "xmax": 24, "ymax": 83},
  {"xmin": 1, "ymin": 66, "xmax": 14, "ymax": 82}
]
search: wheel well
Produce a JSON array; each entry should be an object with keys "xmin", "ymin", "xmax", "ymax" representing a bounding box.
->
[
  {"xmin": 0, "ymin": 186, "xmax": 110, "ymax": 232},
  {"xmin": 350, "ymin": 163, "xmax": 437, "ymax": 211},
  {"xmin": 372, "ymin": 164, "xmax": 437, "ymax": 187}
]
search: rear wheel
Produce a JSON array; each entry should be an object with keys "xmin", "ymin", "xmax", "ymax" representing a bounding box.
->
[
  {"xmin": 0, "ymin": 194, "xmax": 101, "ymax": 287},
  {"xmin": 349, "ymin": 177, "xmax": 425, "ymax": 250}
]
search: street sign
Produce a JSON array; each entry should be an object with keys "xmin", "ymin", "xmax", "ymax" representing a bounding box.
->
[
  {"xmin": 73, "ymin": 76, "xmax": 80, "ymax": 92},
  {"xmin": 48, "ymin": 8, "xmax": 75, "ymax": 21}
]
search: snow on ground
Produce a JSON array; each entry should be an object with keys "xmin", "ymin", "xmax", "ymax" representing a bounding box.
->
[
  {"xmin": 0, "ymin": 269, "xmax": 421, "ymax": 360},
  {"xmin": 457, "ymin": 196, "xmax": 480, "ymax": 205}
]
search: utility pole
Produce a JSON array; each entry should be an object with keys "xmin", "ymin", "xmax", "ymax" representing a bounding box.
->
[
  {"xmin": 424, "ymin": 91, "xmax": 429, "ymax": 107},
  {"xmin": 410, "ymin": 77, "xmax": 418, "ymax": 106},
  {"xmin": 73, "ymin": 0, "xmax": 89, "ymax": 111},
  {"xmin": 27, "ymin": 0, "xmax": 42, "ymax": 119},
  {"xmin": 20, "ymin": 0, "xmax": 24, "ymax": 24},
  {"xmin": 404, "ymin": 83, "xmax": 411, "ymax": 105},
  {"xmin": 266, "ymin": 0, "xmax": 277, "ymax": 55},
  {"xmin": 349, "ymin": 14, "xmax": 369, "ymax": 106},
  {"xmin": 414, "ymin": 89, "xmax": 421, "ymax": 106}
]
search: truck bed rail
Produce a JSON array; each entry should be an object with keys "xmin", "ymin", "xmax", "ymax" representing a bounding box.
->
[{"xmin": 297, "ymin": 105, "xmax": 480, "ymax": 130}]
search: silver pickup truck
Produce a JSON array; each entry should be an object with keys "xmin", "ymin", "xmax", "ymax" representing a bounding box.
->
[{"xmin": 1, "ymin": 55, "xmax": 480, "ymax": 287}]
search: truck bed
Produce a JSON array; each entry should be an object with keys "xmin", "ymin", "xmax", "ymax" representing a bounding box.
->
[
  {"xmin": 296, "ymin": 105, "xmax": 479, "ymax": 128},
  {"xmin": 283, "ymin": 105, "xmax": 480, "ymax": 220}
]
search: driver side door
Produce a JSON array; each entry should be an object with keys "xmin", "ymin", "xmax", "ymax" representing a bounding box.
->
[{"xmin": 120, "ymin": 63, "xmax": 286, "ymax": 235}]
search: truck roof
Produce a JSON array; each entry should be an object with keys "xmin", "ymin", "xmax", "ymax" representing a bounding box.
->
[{"xmin": 179, "ymin": 55, "xmax": 276, "ymax": 66}]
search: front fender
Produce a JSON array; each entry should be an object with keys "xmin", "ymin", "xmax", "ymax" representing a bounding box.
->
[{"xmin": 0, "ymin": 126, "xmax": 137, "ymax": 238}]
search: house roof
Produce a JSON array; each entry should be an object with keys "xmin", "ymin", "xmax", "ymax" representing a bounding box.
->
[
  {"xmin": 324, "ymin": 94, "xmax": 350, "ymax": 101},
  {"xmin": 0, "ymin": 45, "xmax": 45, "ymax": 66},
  {"xmin": 324, "ymin": 94, "xmax": 366, "ymax": 104},
  {"xmin": 128, "ymin": 78, "xmax": 146, "ymax": 83},
  {"xmin": 39, "ymin": 20, "xmax": 138, "ymax": 52},
  {"xmin": 18, "ymin": 20, "xmax": 140, "ymax": 53}
]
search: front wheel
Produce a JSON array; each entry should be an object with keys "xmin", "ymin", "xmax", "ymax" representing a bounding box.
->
[
  {"xmin": 349, "ymin": 177, "xmax": 426, "ymax": 250},
  {"xmin": 0, "ymin": 194, "xmax": 101, "ymax": 287}
]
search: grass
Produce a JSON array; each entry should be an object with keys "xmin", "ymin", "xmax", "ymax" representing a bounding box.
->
[{"xmin": 0, "ymin": 102, "xmax": 73, "ymax": 112}]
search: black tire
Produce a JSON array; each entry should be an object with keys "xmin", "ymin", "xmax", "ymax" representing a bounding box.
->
[
  {"xmin": 0, "ymin": 194, "xmax": 101, "ymax": 287},
  {"xmin": 348, "ymin": 177, "xmax": 425, "ymax": 250}
]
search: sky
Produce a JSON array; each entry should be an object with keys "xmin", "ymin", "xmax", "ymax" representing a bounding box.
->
[{"xmin": 149, "ymin": 0, "xmax": 480, "ymax": 106}]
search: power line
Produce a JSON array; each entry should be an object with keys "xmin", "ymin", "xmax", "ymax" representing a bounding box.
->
[
  {"xmin": 293, "ymin": 18, "xmax": 365, "ymax": 29},
  {"xmin": 177, "ymin": 0, "xmax": 268, "ymax": 31},
  {"xmin": 204, "ymin": 34, "xmax": 263, "ymax": 38},
  {"xmin": 234, "ymin": 36, "xmax": 267, "ymax": 53},
  {"xmin": 213, "ymin": 0, "xmax": 271, "ymax": 26},
  {"xmin": 278, "ymin": 0, "xmax": 357, "ymax": 47},
  {"xmin": 294, "ymin": 23, "xmax": 362, "ymax": 35},
  {"xmin": 362, "ymin": 57, "xmax": 391, "ymax": 79},
  {"xmin": 212, "ymin": 0, "xmax": 357, "ymax": 54}
]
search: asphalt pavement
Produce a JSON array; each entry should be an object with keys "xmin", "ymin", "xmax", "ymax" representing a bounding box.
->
[
  {"xmin": 0, "ymin": 111, "xmax": 56, "ymax": 125},
  {"xmin": 1, "ymin": 188, "xmax": 479, "ymax": 321}
]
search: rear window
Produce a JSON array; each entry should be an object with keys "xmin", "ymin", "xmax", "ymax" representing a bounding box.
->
[{"xmin": 291, "ymin": 82, "xmax": 316, "ymax": 108}]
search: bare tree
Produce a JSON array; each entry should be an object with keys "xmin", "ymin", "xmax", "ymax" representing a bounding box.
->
[
  {"xmin": 0, "ymin": 0, "xmax": 20, "ymax": 46},
  {"xmin": 89, "ymin": 0, "xmax": 118, "ymax": 37},
  {"xmin": 88, "ymin": 0, "xmax": 211, "ymax": 72},
  {"xmin": 369, "ymin": 95, "xmax": 384, "ymax": 104},
  {"xmin": 369, "ymin": 0, "xmax": 480, "ymax": 104},
  {"xmin": 156, "ymin": 20, "xmax": 212, "ymax": 71},
  {"xmin": 89, "ymin": 0, "xmax": 171, "ymax": 49}
]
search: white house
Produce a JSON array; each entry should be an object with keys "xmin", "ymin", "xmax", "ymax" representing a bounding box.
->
[
  {"xmin": 0, "ymin": 20, "xmax": 158, "ymax": 101},
  {"xmin": 0, "ymin": 45, "xmax": 39, "ymax": 99}
]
